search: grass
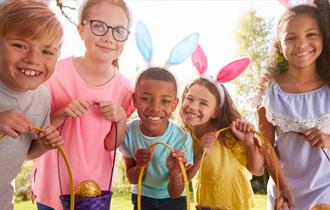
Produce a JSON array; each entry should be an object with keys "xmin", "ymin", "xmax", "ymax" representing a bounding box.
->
[{"xmin": 14, "ymin": 193, "xmax": 267, "ymax": 210}]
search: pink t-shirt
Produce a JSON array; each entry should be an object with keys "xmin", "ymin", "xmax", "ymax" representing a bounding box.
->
[{"xmin": 31, "ymin": 57, "xmax": 134, "ymax": 209}]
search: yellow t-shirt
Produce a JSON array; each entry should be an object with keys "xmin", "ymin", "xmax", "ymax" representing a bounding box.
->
[{"xmin": 192, "ymin": 130, "xmax": 256, "ymax": 210}]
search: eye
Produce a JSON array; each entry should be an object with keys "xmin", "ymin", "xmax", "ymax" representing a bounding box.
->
[
  {"xmin": 141, "ymin": 97, "xmax": 151, "ymax": 103},
  {"xmin": 307, "ymin": 32, "xmax": 318, "ymax": 38},
  {"xmin": 161, "ymin": 99, "xmax": 171, "ymax": 105},
  {"xmin": 200, "ymin": 102, "xmax": 208, "ymax": 107},
  {"xmin": 284, "ymin": 36, "xmax": 295, "ymax": 42},
  {"xmin": 11, "ymin": 43, "xmax": 27, "ymax": 50},
  {"xmin": 185, "ymin": 97, "xmax": 193, "ymax": 102},
  {"xmin": 42, "ymin": 49, "xmax": 56, "ymax": 56}
]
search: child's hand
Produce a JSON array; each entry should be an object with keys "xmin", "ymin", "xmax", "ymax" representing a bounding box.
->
[
  {"xmin": 302, "ymin": 128, "xmax": 330, "ymax": 148},
  {"xmin": 200, "ymin": 132, "xmax": 217, "ymax": 155},
  {"xmin": 64, "ymin": 100, "xmax": 93, "ymax": 118},
  {"xmin": 0, "ymin": 110, "xmax": 33, "ymax": 138},
  {"xmin": 39, "ymin": 125, "xmax": 64, "ymax": 150},
  {"xmin": 166, "ymin": 149, "xmax": 192, "ymax": 177},
  {"xmin": 274, "ymin": 187, "xmax": 295, "ymax": 210},
  {"xmin": 135, "ymin": 149, "xmax": 152, "ymax": 168},
  {"xmin": 98, "ymin": 101, "xmax": 127, "ymax": 123},
  {"xmin": 230, "ymin": 119, "xmax": 255, "ymax": 147}
]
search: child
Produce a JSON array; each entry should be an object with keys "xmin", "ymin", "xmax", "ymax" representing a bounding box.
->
[
  {"xmin": 121, "ymin": 67, "xmax": 194, "ymax": 210},
  {"xmin": 180, "ymin": 78, "xmax": 264, "ymax": 210},
  {"xmin": 0, "ymin": 1, "xmax": 64, "ymax": 209},
  {"xmin": 180, "ymin": 45, "xmax": 264, "ymax": 209},
  {"xmin": 256, "ymin": 3, "xmax": 330, "ymax": 210},
  {"xmin": 31, "ymin": 0, "xmax": 135, "ymax": 209}
]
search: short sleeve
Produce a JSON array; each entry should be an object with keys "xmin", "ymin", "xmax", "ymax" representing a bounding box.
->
[{"xmin": 120, "ymin": 130, "xmax": 134, "ymax": 158}]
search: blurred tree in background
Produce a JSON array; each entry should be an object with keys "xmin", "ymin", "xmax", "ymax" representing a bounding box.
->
[{"xmin": 233, "ymin": 8, "xmax": 273, "ymax": 193}]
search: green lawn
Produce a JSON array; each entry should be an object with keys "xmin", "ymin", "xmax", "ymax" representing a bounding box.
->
[{"xmin": 15, "ymin": 193, "xmax": 267, "ymax": 210}]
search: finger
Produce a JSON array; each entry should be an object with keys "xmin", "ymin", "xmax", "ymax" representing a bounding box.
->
[
  {"xmin": 74, "ymin": 102, "xmax": 89, "ymax": 115},
  {"xmin": 2, "ymin": 126, "xmax": 20, "ymax": 138},
  {"xmin": 80, "ymin": 100, "xmax": 93, "ymax": 109}
]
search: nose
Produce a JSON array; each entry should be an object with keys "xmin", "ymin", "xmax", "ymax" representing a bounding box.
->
[
  {"xmin": 24, "ymin": 49, "xmax": 41, "ymax": 65},
  {"xmin": 295, "ymin": 38, "xmax": 308, "ymax": 48},
  {"xmin": 101, "ymin": 29, "xmax": 115, "ymax": 43},
  {"xmin": 149, "ymin": 100, "xmax": 161, "ymax": 112}
]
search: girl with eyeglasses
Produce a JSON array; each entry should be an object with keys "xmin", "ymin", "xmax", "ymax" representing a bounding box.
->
[{"xmin": 31, "ymin": 1, "xmax": 135, "ymax": 209}]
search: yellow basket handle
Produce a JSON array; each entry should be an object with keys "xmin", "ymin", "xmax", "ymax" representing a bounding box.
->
[{"xmin": 137, "ymin": 142, "xmax": 190, "ymax": 210}]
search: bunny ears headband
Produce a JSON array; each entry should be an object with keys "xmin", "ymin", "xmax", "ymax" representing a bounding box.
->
[
  {"xmin": 191, "ymin": 45, "xmax": 251, "ymax": 108},
  {"xmin": 279, "ymin": 0, "xmax": 317, "ymax": 8},
  {"xmin": 135, "ymin": 21, "xmax": 199, "ymax": 68}
]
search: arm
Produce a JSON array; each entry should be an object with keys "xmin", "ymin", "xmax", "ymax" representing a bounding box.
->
[
  {"xmin": 124, "ymin": 149, "xmax": 152, "ymax": 184},
  {"xmin": 245, "ymin": 137, "xmax": 264, "ymax": 176},
  {"xmin": 186, "ymin": 150, "xmax": 203, "ymax": 180},
  {"xmin": 124, "ymin": 157, "xmax": 141, "ymax": 184},
  {"xmin": 98, "ymin": 101, "xmax": 128, "ymax": 151},
  {"xmin": 104, "ymin": 117, "xmax": 127, "ymax": 151},
  {"xmin": 257, "ymin": 107, "xmax": 295, "ymax": 210},
  {"xmin": 230, "ymin": 119, "xmax": 264, "ymax": 175},
  {"xmin": 166, "ymin": 150, "xmax": 188, "ymax": 198},
  {"xmin": 27, "ymin": 125, "xmax": 64, "ymax": 159}
]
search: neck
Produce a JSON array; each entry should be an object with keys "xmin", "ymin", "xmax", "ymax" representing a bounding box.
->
[
  {"xmin": 74, "ymin": 55, "xmax": 115, "ymax": 86},
  {"xmin": 287, "ymin": 63, "xmax": 320, "ymax": 83},
  {"xmin": 192, "ymin": 123, "xmax": 216, "ymax": 138}
]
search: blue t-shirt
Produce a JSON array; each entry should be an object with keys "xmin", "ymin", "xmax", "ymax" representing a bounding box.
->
[{"xmin": 121, "ymin": 119, "xmax": 193, "ymax": 199}]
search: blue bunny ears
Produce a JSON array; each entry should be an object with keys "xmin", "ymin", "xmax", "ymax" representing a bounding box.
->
[{"xmin": 135, "ymin": 21, "xmax": 199, "ymax": 67}]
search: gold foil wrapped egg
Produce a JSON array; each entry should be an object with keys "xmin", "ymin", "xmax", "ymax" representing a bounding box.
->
[{"xmin": 75, "ymin": 180, "xmax": 102, "ymax": 198}]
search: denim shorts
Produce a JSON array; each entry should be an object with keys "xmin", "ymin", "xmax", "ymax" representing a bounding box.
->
[{"xmin": 131, "ymin": 193, "xmax": 187, "ymax": 210}]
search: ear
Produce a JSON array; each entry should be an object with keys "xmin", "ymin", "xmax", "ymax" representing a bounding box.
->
[
  {"xmin": 132, "ymin": 93, "xmax": 137, "ymax": 107},
  {"xmin": 166, "ymin": 33, "xmax": 199, "ymax": 66},
  {"xmin": 211, "ymin": 108, "xmax": 219, "ymax": 120},
  {"xmin": 191, "ymin": 44, "xmax": 208, "ymax": 76},
  {"xmin": 135, "ymin": 21, "xmax": 153, "ymax": 64},
  {"xmin": 77, "ymin": 24, "xmax": 84, "ymax": 40},
  {"xmin": 217, "ymin": 57, "xmax": 251, "ymax": 83},
  {"xmin": 172, "ymin": 98, "xmax": 179, "ymax": 111}
]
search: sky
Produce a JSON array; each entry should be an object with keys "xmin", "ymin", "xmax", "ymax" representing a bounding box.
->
[{"xmin": 51, "ymin": 0, "xmax": 285, "ymax": 90}]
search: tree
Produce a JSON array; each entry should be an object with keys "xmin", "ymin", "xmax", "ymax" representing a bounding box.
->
[
  {"xmin": 233, "ymin": 8, "xmax": 273, "ymax": 193},
  {"xmin": 233, "ymin": 8, "xmax": 273, "ymax": 124}
]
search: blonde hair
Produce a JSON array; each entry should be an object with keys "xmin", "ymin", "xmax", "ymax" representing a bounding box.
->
[
  {"xmin": 0, "ymin": 0, "xmax": 63, "ymax": 47},
  {"xmin": 78, "ymin": 0, "xmax": 131, "ymax": 68}
]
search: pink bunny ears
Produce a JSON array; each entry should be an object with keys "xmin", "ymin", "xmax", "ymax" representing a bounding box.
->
[
  {"xmin": 191, "ymin": 45, "xmax": 251, "ymax": 108},
  {"xmin": 278, "ymin": 0, "xmax": 316, "ymax": 8}
]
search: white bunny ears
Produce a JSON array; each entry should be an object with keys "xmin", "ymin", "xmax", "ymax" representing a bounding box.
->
[
  {"xmin": 278, "ymin": 0, "xmax": 316, "ymax": 8},
  {"xmin": 191, "ymin": 45, "xmax": 251, "ymax": 108},
  {"xmin": 135, "ymin": 21, "xmax": 199, "ymax": 67}
]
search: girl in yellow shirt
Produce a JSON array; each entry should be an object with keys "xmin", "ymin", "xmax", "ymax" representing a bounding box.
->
[{"xmin": 180, "ymin": 46, "xmax": 264, "ymax": 210}]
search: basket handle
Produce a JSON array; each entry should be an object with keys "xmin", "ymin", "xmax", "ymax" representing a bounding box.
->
[{"xmin": 57, "ymin": 119, "xmax": 117, "ymax": 194}]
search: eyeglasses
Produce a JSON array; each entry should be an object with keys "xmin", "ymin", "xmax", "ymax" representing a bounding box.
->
[{"xmin": 82, "ymin": 19, "xmax": 130, "ymax": 42}]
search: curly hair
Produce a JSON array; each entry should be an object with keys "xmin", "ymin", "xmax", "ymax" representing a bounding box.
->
[{"xmin": 258, "ymin": 3, "xmax": 330, "ymax": 93}]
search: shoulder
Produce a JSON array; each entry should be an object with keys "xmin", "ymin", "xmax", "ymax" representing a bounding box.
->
[
  {"xmin": 32, "ymin": 85, "xmax": 50, "ymax": 101},
  {"xmin": 114, "ymin": 70, "xmax": 134, "ymax": 93},
  {"xmin": 126, "ymin": 118, "xmax": 140, "ymax": 132},
  {"xmin": 168, "ymin": 120, "xmax": 191, "ymax": 139}
]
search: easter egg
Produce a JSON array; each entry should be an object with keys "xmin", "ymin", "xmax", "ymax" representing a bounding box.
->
[{"xmin": 75, "ymin": 180, "xmax": 101, "ymax": 198}]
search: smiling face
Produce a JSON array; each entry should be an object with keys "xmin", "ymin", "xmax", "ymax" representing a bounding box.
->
[
  {"xmin": 133, "ymin": 79, "xmax": 178, "ymax": 137},
  {"xmin": 180, "ymin": 83, "xmax": 218, "ymax": 127},
  {"xmin": 279, "ymin": 15, "xmax": 323, "ymax": 70},
  {"xmin": 0, "ymin": 34, "xmax": 60, "ymax": 92},
  {"xmin": 78, "ymin": 1, "xmax": 129, "ymax": 63}
]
